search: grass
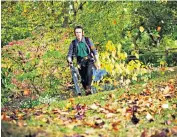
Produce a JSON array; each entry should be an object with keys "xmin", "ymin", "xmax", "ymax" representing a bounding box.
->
[{"xmin": 2, "ymin": 67, "xmax": 177, "ymax": 137}]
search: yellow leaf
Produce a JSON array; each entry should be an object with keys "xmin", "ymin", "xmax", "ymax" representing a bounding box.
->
[
  {"xmin": 127, "ymin": 31, "xmax": 131, "ymax": 37},
  {"xmin": 132, "ymin": 76, "xmax": 137, "ymax": 81},
  {"xmin": 105, "ymin": 41, "xmax": 116, "ymax": 52},
  {"xmin": 66, "ymin": 102, "xmax": 72, "ymax": 109},
  {"xmin": 42, "ymin": 118, "xmax": 48, "ymax": 123},
  {"xmin": 112, "ymin": 51, "xmax": 116, "ymax": 58},
  {"xmin": 69, "ymin": 98, "xmax": 75, "ymax": 104},
  {"xmin": 117, "ymin": 43, "xmax": 122, "ymax": 54},
  {"xmin": 135, "ymin": 53, "xmax": 139, "ymax": 59},
  {"xmin": 139, "ymin": 26, "xmax": 144, "ymax": 32}
]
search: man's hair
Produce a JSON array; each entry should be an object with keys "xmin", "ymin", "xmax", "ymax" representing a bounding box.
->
[{"xmin": 74, "ymin": 26, "xmax": 83, "ymax": 33}]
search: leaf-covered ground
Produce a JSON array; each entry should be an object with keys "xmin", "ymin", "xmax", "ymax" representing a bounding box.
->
[{"xmin": 1, "ymin": 69, "xmax": 177, "ymax": 137}]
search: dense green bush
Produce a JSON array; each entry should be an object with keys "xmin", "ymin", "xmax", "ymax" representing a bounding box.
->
[{"xmin": 166, "ymin": 52, "xmax": 177, "ymax": 66}]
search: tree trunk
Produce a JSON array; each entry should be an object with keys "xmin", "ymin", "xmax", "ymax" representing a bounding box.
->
[{"xmin": 62, "ymin": 2, "xmax": 69, "ymax": 28}]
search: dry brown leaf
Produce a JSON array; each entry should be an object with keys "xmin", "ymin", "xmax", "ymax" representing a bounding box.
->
[
  {"xmin": 17, "ymin": 120, "xmax": 27, "ymax": 127},
  {"xmin": 82, "ymin": 120, "xmax": 94, "ymax": 128},
  {"xmin": 69, "ymin": 98, "xmax": 75, "ymax": 104},
  {"xmin": 23, "ymin": 89, "xmax": 31, "ymax": 96},
  {"xmin": 1, "ymin": 112, "xmax": 11, "ymax": 121},
  {"xmin": 94, "ymin": 118, "xmax": 105, "ymax": 128},
  {"xmin": 98, "ymin": 108, "xmax": 109, "ymax": 114},
  {"xmin": 106, "ymin": 113, "xmax": 116, "ymax": 118},
  {"xmin": 52, "ymin": 108, "xmax": 61, "ymax": 114},
  {"xmin": 163, "ymin": 86, "xmax": 170, "ymax": 94},
  {"xmin": 171, "ymin": 126, "xmax": 177, "ymax": 135},
  {"xmin": 89, "ymin": 103, "xmax": 99, "ymax": 110},
  {"xmin": 172, "ymin": 104, "xmax": 177, "ymax": 109},
  {"xmin": 112, "ymin": 121, "xmax": 121, "ymax": 131},
  {"xmin": 141, "ymin": 129, "xmax": 148, "ymax": 137},
  {"xmin": 17, "ymin": 113, "xmax": 24, "ymax": 120},
  {"xmin": 168, "ymin": 84, "xmax": 175, "ymax": 91},
  {"xmin": 108, "ymin": 93, "xmax": 116, "ymax": 99},
  {"xmin": 104, "ymin": 104, "xmax": 117, "ymax": 113},
  {"xmin": 125, "ymin": 112, "xmax": 132, "ymax": 120},
  {"xmin": 31, "ymin": 95, "xmax": 37, "ymax": 100}
]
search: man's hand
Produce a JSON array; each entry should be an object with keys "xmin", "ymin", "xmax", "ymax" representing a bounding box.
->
[
  {"xmin": 94, "ymin": 54, "xmax": 101, "ymax": 70},
  {"xmin": 68, "ymin": 61, "xmax": 73, "ymax": 67},
  {"xmin": 67, "ymin": 57, "xmax": 73, "ymax": 66},
  {"xmin": 95, "ymin": 61, "xmax": 101, "ymax": 70}
]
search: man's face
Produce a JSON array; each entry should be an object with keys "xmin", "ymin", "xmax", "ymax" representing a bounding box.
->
[{"xmin": 75, "ymin": 28, "xmax": 83, "ymax": 41}]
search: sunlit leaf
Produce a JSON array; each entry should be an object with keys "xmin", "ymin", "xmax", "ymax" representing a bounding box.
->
[{"xmin": 139, "ymin": 26, "xmax": 144, "ymax": 32}]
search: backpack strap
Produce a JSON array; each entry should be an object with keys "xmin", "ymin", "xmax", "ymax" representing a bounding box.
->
[{"xmin": 85, "ymin": 37, "xmax": 95, "ymax": 55}]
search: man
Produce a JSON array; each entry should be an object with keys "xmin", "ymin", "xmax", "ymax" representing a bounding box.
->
[{"xmin": 67, "ymin": 26, "xmax": 100, "ymax": 96}]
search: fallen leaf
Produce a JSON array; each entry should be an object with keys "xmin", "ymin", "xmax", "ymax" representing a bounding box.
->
[
  {"xmin": 108, "ymin": 93, "xmax": 116, "ymax": 99},
  {"xmin": 1, "ymin": 112, "xmax": 11, "ymax": 121},
  {"xmin": 106, "ymin": 113, "xmax": 116, "ymax": 118},
  {"xmin": 60, "ymin": 111, "xmax": 69, "ymax": 115},
  {"xmin": 112, "ymin": 121, "xmax": 121, "ymax": 131},
  {"xmin": 89, "ymin": 103, "xmax": 99, "ymax": 110},
  {"xmin": 85, "ymin": 129, "xmax": 96, "ymax": 135},
  {"xmin": 52, "ymin": 108, "xmax": 61, "ymax": 114},
  {"xmin": 146, "ymin": 113, "xmax": 154, "ymax": 122},
  {"xmin": 69, "ymin": 98, "xmax": 75, "ymax": 104},
  {"xmin": 171, "ymin": 126, "xmax": 177, "ymax": 135},
  {"xmin": 31, "ymin": 95, "xmax": 37, "ymax": 100},
  {"xmin": 17, "ymin": 120, "xmax": 27, "ymax": 127},
  {"xmin": 168, "ymin": 68, "xmax": 174, "ymax": 72},
  {"xmin": 141, "ymin": 129, "xmax": 148, "ymax": 137},
  {"xmin": 66, "ymin": 102, "xmax": 72, "ymax": 110},
  {"xmin": 94, "ymin": 118, "xmax": 105, "ymax": 128},
  {"xmin": 125, "ymin": 112, "xmax": 132, "ymax": 120},
  {"xmin": 163, "ymin": 86, "xmax": 170, "ymax": 94},
  {"xmin": 162, "ymin": 104, "xmax": 169, "ymax": 109},
  {"xmin": 165, "ymin": 120, "xmax": 171, "ymax": 125},
  {"xmin": 42, "ymin": 118, "xmax": 49, "ymax": 123},
  {"xmin": 150, "ymin": 129, "xmax": 168, "ymax": 137},
  {"xmin": 23, "ymin": 89, "xmax": 31, "ymax": 96}
]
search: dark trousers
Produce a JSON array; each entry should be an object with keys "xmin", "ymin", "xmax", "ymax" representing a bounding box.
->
[{"xmin": 79, "ymin": 61, "xmax": 93, "ymax": 90}]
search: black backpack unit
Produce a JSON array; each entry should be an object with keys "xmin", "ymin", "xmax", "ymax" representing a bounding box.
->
[{"xmin": 72, "ymin": 37, "xmax": 95, "ymax": 58}]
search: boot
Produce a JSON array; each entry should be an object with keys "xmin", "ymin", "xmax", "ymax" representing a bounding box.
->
[{"xmin": 85, "ymin": 86, "xmax": 92, "ymax": 96}]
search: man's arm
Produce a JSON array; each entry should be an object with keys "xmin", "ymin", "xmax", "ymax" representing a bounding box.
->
[
  {"xmin": 87, "ymin": 38, "xmax": 101, "ymax": 69},
  {"xmin": 87, "ymin": 38, "xmax": 97, "ymax": 56},
  {"xmin": 67, "ymin": 42, "xmax": 74, "ymax": 63}
]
